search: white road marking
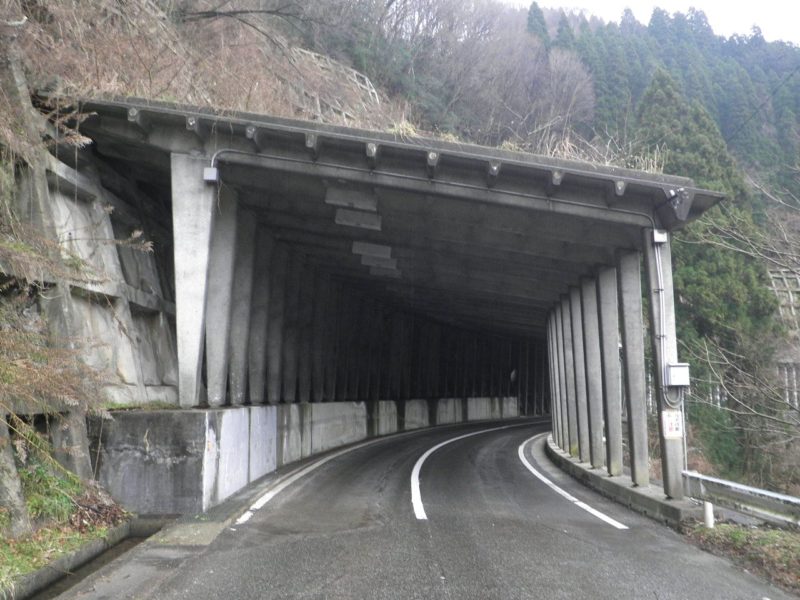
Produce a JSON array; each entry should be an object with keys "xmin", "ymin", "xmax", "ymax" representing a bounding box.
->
[
  {"xmin": 411, "ymin": 424, "xmax": 528, "ymax": 520},
  {"xmin": 517, "ymin": 434, "xmax": 628, "ymax": 530},
  {"xmin": 234, "ymin": 441, "xmax": 374, "ymax": 526}
]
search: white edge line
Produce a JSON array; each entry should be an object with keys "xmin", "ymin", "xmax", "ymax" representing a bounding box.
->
[
  {"xmin": 517, "ymin": 434, "xmax": 628, "ymax": 530},
  {"xmin": 411, "ymin": 424, "xmax": 528, "ymax": 520},
  {"xmin": 234, "ymin": 442, "xmax": 361, "ymax": 526}
]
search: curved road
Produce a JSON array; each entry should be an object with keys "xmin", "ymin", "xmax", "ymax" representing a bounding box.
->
[{"xmin": 61, "ymin": 421, "xmax": 792, "ymax": 600}]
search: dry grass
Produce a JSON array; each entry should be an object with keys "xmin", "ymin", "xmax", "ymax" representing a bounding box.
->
[
  {"xmin": 687, "ymin": 523, "xmax": 800, "ymax": 595},
  {"xmin": 1, "ymin": 0, "xmax": 402, "ymax": 142}
]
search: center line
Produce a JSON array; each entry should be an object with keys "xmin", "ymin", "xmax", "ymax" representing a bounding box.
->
[{"xmin": 411, "ymin": 424, "xmax": 528, "ymax": 520}]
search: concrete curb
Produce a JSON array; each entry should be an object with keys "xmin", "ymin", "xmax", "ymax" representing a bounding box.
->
[
  {"xmin": 3, "ymin": 517, "xmax": 169, "ymax": 600},
  {"xmin": 4, "ymin": 522, "xmax": 131, "ymax": 600},
  {"xmin": 544, "ymin": 434, "xmax": 702, "ymax": 528}
]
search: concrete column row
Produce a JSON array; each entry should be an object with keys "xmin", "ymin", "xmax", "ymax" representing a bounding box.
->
[
  {"xmin": 547, "ymin": 256, "xmax": 644, "ymax": 476},
  {"xmin": 171, "ymin": 152, "xmax": 548, "ymax": 410},
  {"xmin": 546, "ymin": 237, "xmax": 685, "ymax": 499}
]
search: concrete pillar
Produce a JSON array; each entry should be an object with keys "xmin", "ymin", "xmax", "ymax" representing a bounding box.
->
[
  {"xmin": 323, "ymin": 281, "xmax": 340, "ymax": 401},
  {"xmin": 281, "ymin": 252, "xmax": 303, "ymax": 403},
  {"xmin": 266, "ymin": 244, "xmax": 289, "ymax": 404},
  {"xmin": 247, "ymin": 229, "xmax": 275, "ymax": 404},
  {"xmin": 617, "ymin": 250, "xmax": 649, "ymax": 487},
  {"xmin": 597, "ymin": 266, "xmax": 623, "ymax": 476},
  {"xmin": 338, "ymin": 288, "xmax": 354, "ymax": 400},
  {"xmin": 371, "ymin": 305, "xmax": 383, "ymax": 401},
  {"xmin": 569, "ymin": 287, "xmax": 590, "ymax": 463},
  {"xmin": 547, "ymin": 313, "xmax": 561, "ymax": 447},
  {"xmin": 580, "ymin": 277, "xmax": 605, "ymax": 469},
  {"xmin": 557, "ymin": 311, "xmax": 568, "ymax": 446},
  {"xmin": 554, "ymin": 304, "xmax": 569, "ymax": 450},
  {"xmin": 643, "ymin": 230, "xmax": 685, "ymax": 500},
  {"xmin": 228, "ymin": 211, "xmax": 257, "ymax": 404},
  {"xmin": 297, "ymin": 266, "xmax": 315, "ymax": 403},
  {"xmin": 560, "ymin": 296, "xmax": 578, "ymax": 455},
  {"xmin": 203, "ymin": 188, "xmax": 238, "ymax": 407},
  {"xmin": 171, "ymin": 154, "xmax": 216, "ymax": 407},
  {"xmin": 311, "ymin": 272, "xmax": 329, "ymax": 402},
  {"xmin": 347, "ymin": 295, "xmax": 362, "ymax": 400}
]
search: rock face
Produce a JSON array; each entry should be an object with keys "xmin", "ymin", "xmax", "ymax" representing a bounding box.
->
[{"xmin": 34, "ymin": 157, "xmax": 180, "ymax": 407}]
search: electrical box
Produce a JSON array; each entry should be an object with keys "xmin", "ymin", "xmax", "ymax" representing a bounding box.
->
[
  {"xmin": 666, "ymin": 363, "xmax": 690, "ymax": 387},
  {"xmin": 203, "ymin": 167, "xmax": 219, "ymax": 182},
  {"xmin": 653, "ymin": 229, "xmax": 669, "ymax": 244}
]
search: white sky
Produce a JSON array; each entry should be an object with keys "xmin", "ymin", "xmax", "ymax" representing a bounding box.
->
[{"xmin": 500, "ymin": 0, "xmax": 800, "ymax": 45}]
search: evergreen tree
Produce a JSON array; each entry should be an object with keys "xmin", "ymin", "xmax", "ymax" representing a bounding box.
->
[
  {"xmin": 526, "ymin": 2, "xmax": 549, "ymax": 45},
  {"xmin": 553, "ymin": 12, "xmax": 575, "ymax": 49}
]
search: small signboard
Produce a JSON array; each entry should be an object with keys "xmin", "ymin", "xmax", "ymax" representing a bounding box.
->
[{"xmin": 662, "ymin": 409, "xmax": 684, "ymax": 439}]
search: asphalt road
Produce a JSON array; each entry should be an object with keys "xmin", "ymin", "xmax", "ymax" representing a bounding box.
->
[{"xmin": 59, "ymin": 421, "xmax": 794, "ymax": 599}]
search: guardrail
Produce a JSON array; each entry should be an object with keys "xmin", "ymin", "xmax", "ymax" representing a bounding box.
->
[{"xmin": 683, "ymin": 470, "xmax": 800, "ymax": 528}]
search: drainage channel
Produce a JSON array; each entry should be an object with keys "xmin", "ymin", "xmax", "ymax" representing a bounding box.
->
[{"xmin": 26, "ymin": 517, "xmax": 173, "ymax": 600}]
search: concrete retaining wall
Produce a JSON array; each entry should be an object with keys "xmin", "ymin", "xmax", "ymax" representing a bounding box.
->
[
  {"xmin": 373, "ymin": 401, "xmax": 398, "ymax": 436},
  {"xmin": 403, "ymin": 400, "xmax": 429, "ymax": 430},
  {"xmin": 436, "ymin": 398, "xmax": 463, "ymax": 424},
  {"xmin": 308, "ymin": 402, "xmax": 368, "ymax": 455},
  {"xmin": 92, "ymin": 397, "xmax": 523, "ymax": 514}
]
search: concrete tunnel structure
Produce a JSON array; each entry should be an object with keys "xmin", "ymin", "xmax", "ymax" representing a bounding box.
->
[{"xmin": 62, "ymin": 98, "xmax": 723, "ymax": 514}]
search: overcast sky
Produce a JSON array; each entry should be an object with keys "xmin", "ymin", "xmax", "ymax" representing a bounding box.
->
[{"xmin": 499, "ymin": 1, "xmax": 800, "ymax": 45}]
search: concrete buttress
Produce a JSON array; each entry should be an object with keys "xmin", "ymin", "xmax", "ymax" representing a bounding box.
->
[
  {"xmin": 247, "ymin": 229, "xmax": 275, "ymax": 404},
  {"xmin": 204, "ymin": 187, "xmax": 238, "ymax": 407},
  {"xmin": 228, "ymin": 211, "xmax": 257, "ymax": 404},
  {"xmin": 171, "ymin": 153, "xmax": 217, "ymax": 407}
]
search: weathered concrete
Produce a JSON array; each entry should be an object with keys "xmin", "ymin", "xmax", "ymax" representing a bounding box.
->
[
  {"xmin": 206, "ymin": 408, "xmax": 250, "ymax": 504},
  {"xmin": 308, "ymin": 402, "xmax": 368, "ymax": 454},
  {"xmin": 248, "ymin": 406, "xmax": 277, "ymax": 481},
  {"xmin": 403, "ymin": 400, "xmax": 430, "ymax": 430},
  {"xmin": 276, "ymin": 404, "xmax": 305, "ymax": 466},
  {"xmin": 247, "ymin": 229, "xmax": 275, "ymax": 404},
  {"xmin": 228, "ymin": 212, "xmax": 257, "ymax": 404},
  {"xmin": 569, "ymin": 286, "xmax": 590, "ymax": 463},
  {"xmin": 297, "ymin": 267, "xmax": 316, "ymax": 404},
  {"xmin": 436, "ymin": 398, "xmax": 463, "ymax": 424},
  {"xmin": 580, "ymin": 277, "xmax": 605, "ymax": 469},
  {"xmin": 545, "ymin": 435, "xmax": 700, "ymax": 528},
  {"xmin": 617, "ymin": 250, "xmax": 649, "ymax": 487},
  {"xmin": 643, "ymin": 230, "xmax": 686, "ymax": 499},
  {"xmin": 559, "ymin": 296, "xmax": 578, "ymax": 454},
  {"xmin": 203, "ymin": 188, "xmax": 238, "ymax": 407},
  {"xmin": 597, "ymin": 266, "xmax": 623, "ymax": 476},
  {"xmin": 171, "ymin": 154, "xmax": 217, "ymax": 407},
  {"xmin": 371, "ymin": 400, "xmax": 398, "ymax": 436},
  {"xmin": 90, "ymin": 410, "xmax": 210, "ymax": 514},
  {"xmin": 502, "ymin": 397, "xmax": 519, "ymax": 418},
  {"xmin": 266, "ymin": 245, "xmax": 288, "ymax": 404}
]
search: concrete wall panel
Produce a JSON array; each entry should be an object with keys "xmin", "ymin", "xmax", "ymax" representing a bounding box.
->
[
  {"xmin": 502, "ymin": 397, "xmax": 519, "ymax": 418},
  {"xmin": 403, "ymin": 400, "xmax": 429, "ymax": 430},
  {"xmin": 309, "ymin": 402, "xmax": 367, "ymax": 454},
  {"xmin": 374, "ymin": 401, "xmax": 398, "ymax": 436},
  {"xmin": 467, "ymin": 397, "xmax": 492, "ymax": 421},
  {"xmin": 249, "ymin": 406, "xmax": 278, "ymax": 482},
  {"xmin": 214, "ymin": 409, "xmax": 251, "ymax": 505},
  {"xmin": 90, "ymin": 410, "xmax": 208, "ymax": 514},
  {"xmin": 436, "ymin": 398, "xmax": 463, "ymax": 424}
]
